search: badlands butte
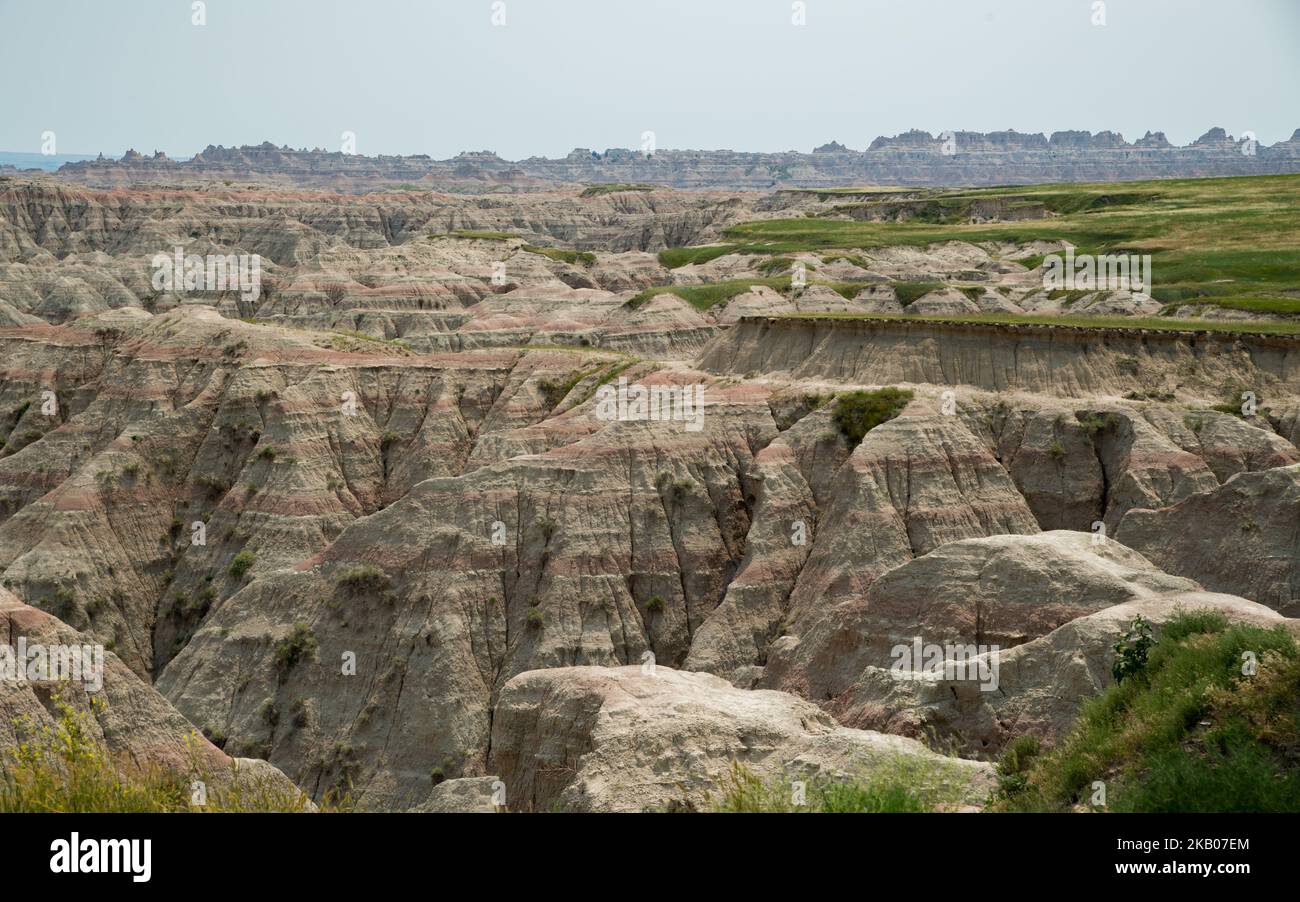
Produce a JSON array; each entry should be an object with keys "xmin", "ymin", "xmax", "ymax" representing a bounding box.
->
[{"xmin": 2, "ymin": 158, "xmax": 1300, "ymax": 813}]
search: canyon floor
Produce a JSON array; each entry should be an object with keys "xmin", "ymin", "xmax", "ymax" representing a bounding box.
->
[{"xmin": 2, "ymin": 172, "xmax": 1299, "ymax": 812}]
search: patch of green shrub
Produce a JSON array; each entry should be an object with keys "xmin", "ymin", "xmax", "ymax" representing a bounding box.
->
[
  {"xmin": 831, "ymin": 388, "xmax": 913, "ymax": 447},
  {"xmin": 227, "ymin": 550, "xmax": 255, "ymax": 580},
  {"xmin": 336, "ymin": 564, "xmax": 390, "ymax": 594},
  {"xmin": 273, "ymin": 622, "xmax": 319, "ymax": 675}
]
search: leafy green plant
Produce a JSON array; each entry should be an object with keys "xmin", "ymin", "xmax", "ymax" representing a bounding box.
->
[{"xmin": 1111, "ymin": 614, "xmax": 1154, "ymax": 684}]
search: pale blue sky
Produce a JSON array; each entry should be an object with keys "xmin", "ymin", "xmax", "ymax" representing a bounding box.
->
[{"xmin": 1, "ymin": 0, "xmax": 1296, "ymax": 158}]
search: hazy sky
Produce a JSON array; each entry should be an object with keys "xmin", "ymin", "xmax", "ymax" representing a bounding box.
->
[{"xmin": 1, "ymin": 0, "xmax": 1297, "ymax": 158}]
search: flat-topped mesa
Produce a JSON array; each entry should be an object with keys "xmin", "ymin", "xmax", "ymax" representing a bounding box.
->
[
  {"xmin": 695, "ymin": 315, "xmax": 1300, "ymax": 397},
  {"xmin": 53, "ymin": 126, "xmax": 1300, "ymax": 190}
]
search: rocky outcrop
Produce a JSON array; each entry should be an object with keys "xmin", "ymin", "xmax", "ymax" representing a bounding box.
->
[
  {"xmin": 698, "ymin": 316, "xmax": 1300, "ymax": 397},
  {"xmin": 760, "ymin": 533, "xmax": 1295, "ymax": 754},
  {"xmin": 151, "ymin": 373, "xmax": 785, "ymax": 809},
  {"xmin": 0, "ymin": 307, "xmax": 611, "ymax": 677},
  {"xmin": 763, "ymin": 531, "xmax": 1196, "ymax": 708},
  {"xmin": 831, "ymin": 591, "xmax": 1294, "ymax": 755},
  {"xmin": 0, "ymin": 586, "xmax": 302, "ymax": 801},
  {"xmin": 5, "ymin": 165, "xmax": 1300, "ymax": 815},
  {"xmin": 410, "ymin": 776, "xmax": 502, "ymax": 812},
  {"xmin": 1117, "ymin": 464, "xmax": 1300, "ymax": 616},
  {"xmin": 54, "ymin": 129, "xmax": 1300, "ymax": 191},
  {"xmin": 488, "ymin": 665, "xmax": 994, "ymax": 812}
]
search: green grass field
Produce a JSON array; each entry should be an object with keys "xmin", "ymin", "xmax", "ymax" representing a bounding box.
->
[
  {"xmin": 580, "ymin": 183, "xmax": 657, "ymax": 197},
  {"xmin": 627, "ymin": 277, "xmax": 793, "ymax": 311},
  {"xmin": 659, "ymin": 174, "xmax": 1300, "ymax": 323}
]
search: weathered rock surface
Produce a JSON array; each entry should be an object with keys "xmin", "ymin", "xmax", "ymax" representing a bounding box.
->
[
  {"xmin": 410, "ymin": 776, "xmax": 502, "ymax": 813},
  {"xmin": 700, "ymin": 317, "xmax": 1300, "ymax": 397},
  {"xmin": 0, "ymin": 586, "xmax": 302, "ymax": 800},
  {"xmin": 764, "ymin": 531, "xmax": 1197, "ymax": 709},
  {"xmin": 4, "ymin": 172, "xmax": 1300, "ymax": 814},
  {"xmin": 153, "ymin": 374, "xmax": 783, "ymax": 809},
  {"xmin": 53, "ymin": 130, "xmax": 1300, "ymax": 191},
  {"xmin": 488, "ymin": 665, "xmax": 994, "ymax": 812},
  {"xmin": 828, "ymin": 591, "xmax": 1296, "ymax": 755},
  {"xmin": 1117, "ymin": 464, "xmax": 1300, "ymax": 615}
]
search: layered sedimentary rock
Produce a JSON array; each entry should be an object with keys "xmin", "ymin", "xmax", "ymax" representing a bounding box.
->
[
  {"xmin": 51, "ymin": 129, "xmax": 1300, "ymax": 191},
  {"xmin": 0, "ymin": 586, "xmax": 302, "ymax": 800},
  {"xmin": 2, "ymin": 296, "xmax": 1297, "ymax": 808},
  {"xmin": 1117, "ymin": 464, "xmax": 1300, "ymax": 616},
  {"xmin": 3, "ymin": 165, "xmax": 1300, "ymax": 813},
  {"xmin": 699, "ymin": 316, "xmax": 1300, "ymax": 396},
  {"xmin": 762, "ymin": 533, "xmax": 1297, "ymax": 753},
  {"xmin": 830, "ymin": 591, "xmax": 1295, "ymax": 755},
  {"xmin": 764, "ymin": 531, "xmax": 1194, "ymax": 704},
  {"xmin": 0, "ymin": 306, "xmax": 613, "ymax": 677}
]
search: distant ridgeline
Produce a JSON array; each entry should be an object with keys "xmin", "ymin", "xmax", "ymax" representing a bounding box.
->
[{"xmin": 51, "ymin": 128, "xmax": 1300, "ymax": 190}]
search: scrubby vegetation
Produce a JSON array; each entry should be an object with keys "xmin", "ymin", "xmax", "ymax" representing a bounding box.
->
[
  {"xmin": 995, "ymin": 610, "xmax": 1300, "ymax": 812},
  {"xmin": 336, "ymin": 564, "xmax": 391, "ymax": 594},
  {"xmin": 832, "ymin": 388, "xmax": 913, "ymax": 447},
  {"xmin": 273, "ymin": 622, "xmax": 319, "ymax": 675},
  {"xmin": 626, "ymin": 277, "xmax": 790, "ymax": 312},
  {"xmin": 1077, "ymin": 411, "xmax": 1119, "ymax": 435},
  {"xmin": 446, "ymin": 229, "xmax": 515, "ymax": 240},
  {"xmin": 327, "ymin": 330, "xmax": 411, "ymax": 354},
  {"xmin": 657, "ymin": 245, "xmax": 739, "ymax": 270},
  {"xmin": 891, "ymin": 281, "xmax": 945, "ymax": 307},
  {"xmin": 227, "ymin": 550, "xmax": 256, "ymax": 580},
  {"xmin": 0, "ymin": 698, "xmax": 317, "ymax": 812},
  {"xmin": 538, "ymin": 367, "xmax": 598, "ymax": 410}
]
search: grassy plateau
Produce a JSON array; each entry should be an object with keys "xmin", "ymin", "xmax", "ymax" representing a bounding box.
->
[{"xmin": 656, "ymin": 174, "xmax": 1300, "ymax": 326}]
